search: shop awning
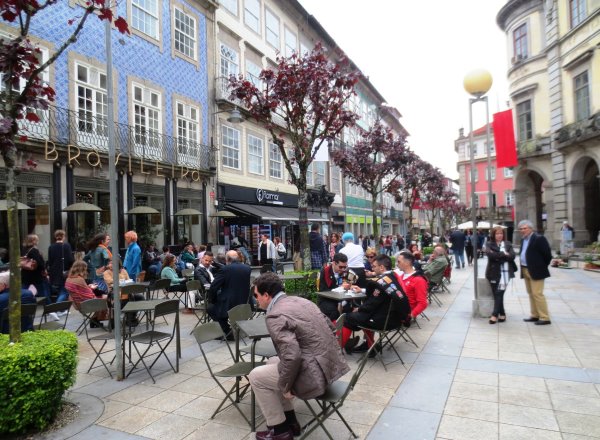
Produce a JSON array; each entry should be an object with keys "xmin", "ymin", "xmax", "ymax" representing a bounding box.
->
[{"xmin": 227, "ymin": 203, "xmax": 327, "ymax": 222}]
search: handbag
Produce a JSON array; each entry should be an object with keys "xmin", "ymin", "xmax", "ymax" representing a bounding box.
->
[{"xmin": 20, "ymin": 249, "xmax": 38, "ymax": 271}]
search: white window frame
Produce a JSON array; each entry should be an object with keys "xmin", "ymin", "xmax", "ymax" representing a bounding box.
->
[
  {"xmin": 131, "ymin": 0, "xmax": 159, "ymax": 40},
  {"xmin": 331, "ymin": 164, "xmax": 341, "ymax": 193},
  {"xmin": 469, "ymin": 168, "xmax": 479, "ymax": 182},
  {"xmin": 220, "ymin": 43, "xmax": 239, "ymax": 94},
  {"xmin": 314, "ymin": 161, "xmax": 325, "ymax": 187},
  {"xmin": 306, "ymin": 163, "xmax": 313, "ymax": 187},
  {"xmin": 75, "ymin": 61, "xmax": 108, "ymax": 149},
  {"xmin": 176, "ymin": 100, "xmax": 200, "ymax": 166},
  {"xmin": 503, "ymin": 167, "xmax": 514, "ymax": 178},
  {"xmin": 505, "ymin": 191, "xmax": 514, "ymax": 206},
  {"xmin": 247, "ymin": 134, "xmax": 264, "ymax": 175},
  {"xmin": 173, "ymin": 7, "xmax": 196, "ymax": 60},
  {"xmin": 0, "ymin": 33, "xmax": 50, "ymax": 140},
  {"xmin": 269, "ymin": 142, "xmax": 283, "ymax": 179},
  {"xmin": 485, "ymin": 166, "xmax": 496, "ymax": 181},
  {"xmin": 265, "ymin": 8, "xmax": 279, "ymax": 49},
  {"xmin": 570, "ymin": 0, "xmax": 586, "ymax": 28},
  {"xmin": 284, "ymin": 27, "xmax": 297, "ymax": 57},
  {"xmin": 516, "ymin": 99, "xmax": 533, "ymax": 141},
  {"xmin": 132, "ymin": 82, "xmax": 162, "ymax": 158},
  {"xmin": 245, "ymin": 59, "xmax": 262, "ymax": 87},
  {"xmin": 222, "ymin": 125, "xmax": 240, "ymax": 169},
  {"xmin": 574, "ymin": 70, "xmax": 590, "ymax": 122},
  {"xmin": 220, "ymin": 0, "xmax": 238, "ymax": 15},
  {"xmin": 244, "ymin": 0, "xmax": 260, "ymax": 34}
]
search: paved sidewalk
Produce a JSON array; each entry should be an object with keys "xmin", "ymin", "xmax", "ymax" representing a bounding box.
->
[{"xmin": 54, "ymin": 263, "xmax": 600, "ymax": 439}]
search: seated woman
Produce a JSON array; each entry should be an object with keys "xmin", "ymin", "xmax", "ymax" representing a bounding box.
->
[
  {"xmin": 180, "ymin": 244, "xmax": 196, "ymax": 268},
  {"xmin": 102, "ymin": 260, "xmax": 130, "ymax": 293},
  {"xmin": 409, "ymin": 243, "xmax": 424, "ymax": 272},
  {"xmin": 0, "ymin": 271, "xmax": 37, "ymax": 333},
  {"xmin": 65, "ymin": 260, "xmax": 108, "ymax": 326},
  {"xmin": 161, "ymin": 255, "xmax": 187, "ymax": 293}
]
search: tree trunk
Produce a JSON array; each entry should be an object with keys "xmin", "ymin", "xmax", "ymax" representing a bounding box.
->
[
  {"xmin": 297, "ymin": 185, "xmax": 311, "ymax": 271},
  {"xmin": 371, "ymin": 194, "xmax": 380, "ymax": 253},
  {"xmin": 4, "ymin": 147, "xmax": 23, "ymax": 342}
]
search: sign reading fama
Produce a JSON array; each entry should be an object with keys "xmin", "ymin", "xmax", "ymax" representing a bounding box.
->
[
  {"xmin": 44, "ymin": 141, "xmax": 206, "ymax": 181},
  {"xmin": 256, "ymin": 188, "xmax": 280, "ymax": 203}
]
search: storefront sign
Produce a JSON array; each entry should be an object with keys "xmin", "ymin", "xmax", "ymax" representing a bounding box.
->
[
  {"xmin": 44, "ymin": 141, "xmax": 206, "ymax": 181},
  {"xmin": 256, "ymin": 188, "xmax": 280, "ymax": 203}
]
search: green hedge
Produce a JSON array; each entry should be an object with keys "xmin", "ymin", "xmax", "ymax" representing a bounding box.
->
[
  {"xmin": 283, "ymin": 270, "xmax": 320, "ymax": 303},
  {"xmin": 0, "ymin": 330, "xmax": 78, "ymax": 434}
]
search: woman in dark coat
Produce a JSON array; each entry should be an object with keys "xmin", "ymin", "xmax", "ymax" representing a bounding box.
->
[
  {"xmin": 47, "ymin": 229, "xmax": 74, "ymax": 303},
  {"xmin": 21, "ymin": 234, "xmax": 49, "ymax": 304},
  {"xmin": 485, "ymin": 226, "xmax": 516, "ymax": 324}
]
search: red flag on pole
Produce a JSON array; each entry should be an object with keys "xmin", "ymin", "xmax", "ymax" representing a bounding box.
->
[{"xmin": 492, "ymin": 109, "xmax": 518, "ymax": 168}]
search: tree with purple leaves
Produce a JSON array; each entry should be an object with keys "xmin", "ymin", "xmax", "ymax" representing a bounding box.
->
[
  {"xmin": 228, "ymin": 43, "xmax": 359, "ymax": 270},
  {"xmin": 0, "ymin": 0, "xmax": 129, "ymax": 342},
  {"xmin": 331, "ymin": 121, "xmax": 410, "ymax": 251}
]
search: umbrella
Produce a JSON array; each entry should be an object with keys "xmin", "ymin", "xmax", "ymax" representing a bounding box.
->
[
  {"xmin": 126, "ymin": 206, "xmax": 160, "ymax": 215},
  {"xmin": 476, "ymin": 221, "xmax": 507, "ymax": 229},
  {"xmin": 212, "ymin": 210, "xmax": 236, "ymax": 218},
  {"xmin": 174, "ymin": 208, "xmax": 202, "ymax": 216},
  {"xmin": 0, "ymin": 200, "xmax": 32, "ymax": 210},
  {"xmin": 62, "ymin": 202, "xmax": 102, "ymax": 212},
  {"xmin": 456, "ymin": 221, "xmax": 474, "ymax": 230}
]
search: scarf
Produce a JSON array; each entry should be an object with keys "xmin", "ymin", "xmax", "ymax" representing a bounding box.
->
[
  {"xmin": 98, "ymin": 244, "xmax": 112, "ymax": 259},
  {"xmin": 498, "ymin": 241, "xmax": 509, "ymax": 291}
]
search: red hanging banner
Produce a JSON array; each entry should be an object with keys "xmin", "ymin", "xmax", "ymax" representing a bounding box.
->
[{"xmin": 492, "ymin": 109, "xmax": 518, "ymax": 168}]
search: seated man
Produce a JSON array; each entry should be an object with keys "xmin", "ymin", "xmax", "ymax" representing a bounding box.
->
[
  {"xmin": 208, "ymin": 250, "xmax": 251, "ymax": 337},
  {"xmin": 424, "ymin": 246, "xmax": 449, "ymax": 287},
  {"xmin": 318, "ymin": 252, "xmax": 348, "ymax": 321},
  {"xmin": 194, "ymin": 251, "xmax": 215, "ymax": 288},
  {"xmin": 0, "ymin": 270, "xmax": 39, "ymax": 333},
  {"xmin": 249, "ymin": 273, "xmax": 349, "ymax": 440},
  {"xmin": 342, "ymin": 254, "xmax": 411, "ymax": 355},
  {"xmin": 396, "ymin": 251, "xmax": 428, "ymax": 319}
]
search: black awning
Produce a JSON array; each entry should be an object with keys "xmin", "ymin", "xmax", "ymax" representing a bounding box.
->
[{"xmin": 227, "ymin": 203, "xmax": 328, "ymax": 222}]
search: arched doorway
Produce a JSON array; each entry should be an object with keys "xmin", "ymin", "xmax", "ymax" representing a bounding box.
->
[
  {"xmin": 571, "ymin": 156, "xmax": 600, "ymax": 244},
  {"xmin": 515, "ymin": 169, "xmax": 546, "ymax": 234}
]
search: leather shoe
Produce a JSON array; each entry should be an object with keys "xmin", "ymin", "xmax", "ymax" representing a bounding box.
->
[
  {"xmin": 534, "ymin": 320, "xmax": 551, "ymax": 325},
  {"xmin": 344, "ymin": 336, "xmax": 360, "ymax": 354},
  {"xmin": 289, "ymin": 421, "xmax": 301, "ymax": 437},
  {"xmin": 523, "ymin": 317, "xmax": 539, "ymax": 322},
  {"xmin": 255, "ymin": 428, "xmax": 293, "ymax": 440},
  {"xmin": 353, "ymin": 341, "xmax": 368, "ymax": 353}
]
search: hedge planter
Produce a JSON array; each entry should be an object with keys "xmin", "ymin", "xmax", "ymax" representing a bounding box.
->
[{"xmin": 0, "ymin": 330, "xmax": 78, "ymax": 435}]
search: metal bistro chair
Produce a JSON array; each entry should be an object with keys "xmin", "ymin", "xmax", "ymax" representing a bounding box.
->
[
  {"xmin": 38, "ymin": 301, "xmax": 72, "ymax": 331},
  {"xmin": 335, "ymin": 313, "xmax": 346, "ymax": 355},
  {"xmin": 228, "ymin": 304, "xmax": 276, "ymax": 361},
  {"xmin": 126, "ymin": 299, "xmax": 180, "ymax": 383},
  {"xmin": 121, "ymin": 283, "xmax": 150, "ymax": 327},
  {"xmin": 150, "ymin": 278, "xmax": 171, "ymax": 299},
  {"xmin": 0, "ymin": 303, "xmax": 38, "ymax": 333},
  {"xmin": 299, "ymin": 344, "xmax": 377, "ymax": 440},
  {"xmin": 80, "ymin": 298, "xmax": 115, "ymax": 378},
  {"xmin": 192, "ymin": 321, "xmax": 264, "ymax": 428},
  {"xmin": 186, "ymin": 280, "xmax": 210, "ymax": 333}
]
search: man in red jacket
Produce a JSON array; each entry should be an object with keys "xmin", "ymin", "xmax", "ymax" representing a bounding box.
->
[{"xmin": 396, "ymin": 250, "xmax": 428, "ymax": 319}]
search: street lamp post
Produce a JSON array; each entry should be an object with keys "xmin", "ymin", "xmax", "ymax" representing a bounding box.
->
[{"xmin": 464, "ymin": 69, "xmax": 492, "ymax": 314}]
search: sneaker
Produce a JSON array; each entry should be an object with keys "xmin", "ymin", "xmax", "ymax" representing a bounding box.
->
[
  {"xmin": 57, "ymin": 311, "xmax": 68, "ymax": 317},
  {"xmin": 47, "ymin": 312, "xmax": 60, "ymax": 322}
]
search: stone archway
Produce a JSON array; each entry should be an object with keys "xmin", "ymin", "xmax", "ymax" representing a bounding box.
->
[
  {"xmin": 515, "ymin": 169, "xmax": 546, "ymax": 235},
  {"xmin": 570, "ymin": 156, "xmax": 600, "ymax": 244}
]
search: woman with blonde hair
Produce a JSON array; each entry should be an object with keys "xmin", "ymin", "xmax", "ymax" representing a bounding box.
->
[{"xmin": 485, "ymin": 226, "xmax": 516, "ymax": 324}]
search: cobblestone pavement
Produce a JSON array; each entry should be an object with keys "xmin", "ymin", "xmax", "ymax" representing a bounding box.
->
[{"xmin": 52, "ymin": 262, "xmax": 599, "ymax": 439}]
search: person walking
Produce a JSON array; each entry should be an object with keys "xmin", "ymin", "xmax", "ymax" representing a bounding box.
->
[
  {"xmin": 123, "ymin": 230, "xmax": 142, "ymax": 282},
  {"xmin": 465, "ymin": 230, "xmax": 474, "ymax": 266},
  {"xmin": 449, "ymin": 228, "xmax": 466, "ymax": 269},
  {"xmin": 309, "ymin": 224, "xmax": 327, "ymax": 269},
  {"xmin": 518, "ymin": 220, "xmax": 553, "ymax": 325},
  {"xmin": 47, "ymin": 229, "xmax": 74, "ymax": 303},
  {"xmin": 485, "ymin": 226, "xmax": 516, "ymax": 324},
  {"xmin": 258, "ymin": 234, "xmax": 277, "ymax": 273}
]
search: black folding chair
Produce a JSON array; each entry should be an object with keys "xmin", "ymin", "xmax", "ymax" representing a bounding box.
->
[
  {"xmin": 38, "ymin": 301, "xmax": 72, "ymax": 330},
  {"xmin": 80, "ymin": 298, "xmax": 115, "ymax": 378},
  {"xmin": 427, "ymin": 282, "xmax": 444, "ymax": 307},
  {"xmin": 126, "ymin": 299, "xmax": 179, "ymax": 383},
  {"xmin": 192, "ymin": 321, "xmax": 264, "ymax": 428},
  {"xmin": 299, "ymin": 344, "xmax": 377, "ymax": 439},
  {"xmin": 149, "ymin": 278, "xmax": 171, "ymax": 299},
  {"xmin": 186, "ymin": 280, "xmax": 210, "ymax": 333},
  {"xmin": 228, "ymin": 304, "xmax": 276, "ymax": 360},
  {"xmin": 0, "ymin": 303, "xmax": 37, "ymax": 333}
]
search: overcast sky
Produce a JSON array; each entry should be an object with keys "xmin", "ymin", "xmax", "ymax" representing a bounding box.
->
[{"xmin": 298, "ymin": 0, "xmax": 510, "ymax": 179}]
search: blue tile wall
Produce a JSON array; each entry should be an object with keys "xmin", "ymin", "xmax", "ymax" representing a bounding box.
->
[{"xmin": 20, "ymin": 1, "xmax": 210, "ymax": 144}]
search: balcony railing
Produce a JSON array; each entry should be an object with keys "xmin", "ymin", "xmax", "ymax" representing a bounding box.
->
[{"xmin": 17, "ymin": 105, "xmax": 214, "ymax": 171}]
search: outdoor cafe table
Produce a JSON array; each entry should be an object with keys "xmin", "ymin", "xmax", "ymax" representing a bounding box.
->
[
  {"xmin": 120, "ymin": 299, "xmax": 180, "ymax": 378},
  {"xmin": 236, "ymin": 317, "xmax": 271, "ymax": 432},
  {"xmin": 316, "ymin": 289, "xmax": 367, "ymax": 302}
]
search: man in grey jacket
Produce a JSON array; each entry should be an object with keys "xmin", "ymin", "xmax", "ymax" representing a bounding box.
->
[{"xmin": 249, "ymin": 272, "xmax": 349, "ymax": 440}]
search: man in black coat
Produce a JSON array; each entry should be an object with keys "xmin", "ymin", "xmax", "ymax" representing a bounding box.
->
[
  {"xmin": 208, "ymin": 250, "xmax": 252, "ymax": 336},
  {"xmin": 518, "ymin": 219, "xmax": 553, "ymax": 325},
  {"xmin": 449, "ymin": 229, "xmax": 466, "ymax": 269}
]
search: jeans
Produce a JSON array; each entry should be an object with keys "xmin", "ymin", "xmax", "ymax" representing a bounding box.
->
[{"xmin": 454, "ymin": 251, "xmax": 465, "ymax": 268}]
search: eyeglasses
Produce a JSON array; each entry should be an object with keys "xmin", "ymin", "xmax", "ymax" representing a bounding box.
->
[
  {"xmin": 337, "ymin": 265, "xmax": 348, "ymax": 269},
  {"xmin": 366, "ymin": 255, "xmax": 375, "ymax": 259}
]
